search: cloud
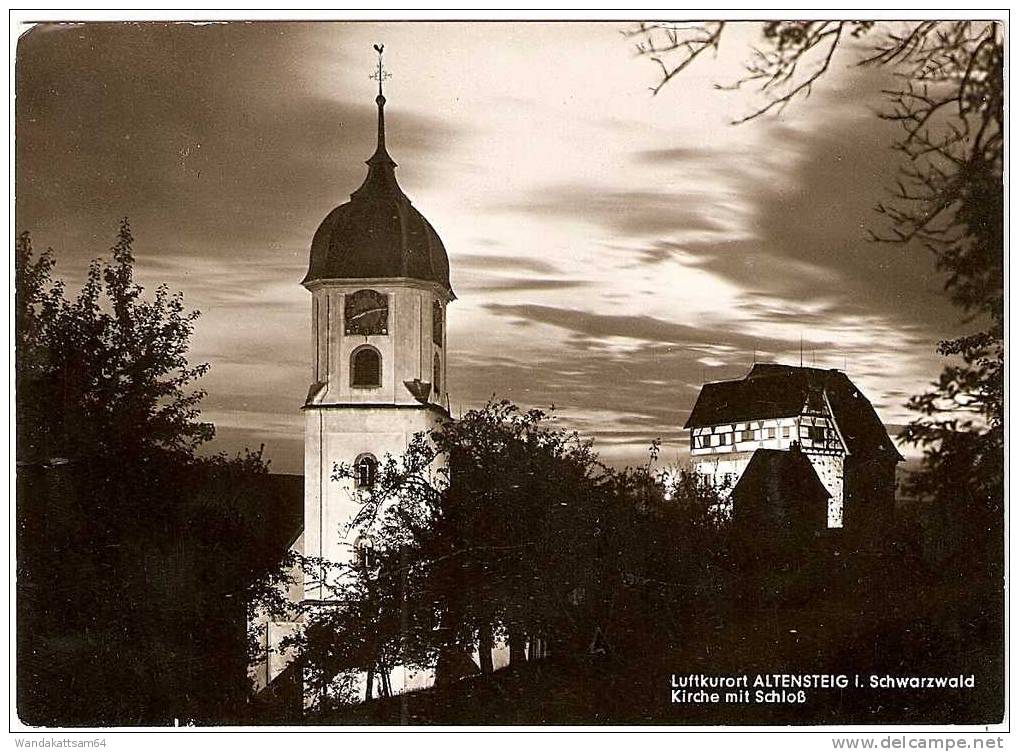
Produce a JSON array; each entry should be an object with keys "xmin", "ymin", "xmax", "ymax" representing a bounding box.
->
[
  {"xmin": 673, "ymin": 114, "xmax": 961, "ymax": 334},
  {"xmin": 503, "ymin": 186, "xmax": 737, "ymax": 239},
  {"xmin": 632, "ymin": 147, "xmax": 707, "ymax": 164},
  {"xmin": 483, "ymin": 303, "xmax": 801, "ymax": 353},
  {"xmin": 454, "ymin": 252, "xmax": 563, "ymax": 275},
  {"xmin": 16, "ymin": 22, "xmax": 459, "ymax": 265},
  {"xmin": 465, "ymin": 279, "xmax": 592, "ymax": 293}
]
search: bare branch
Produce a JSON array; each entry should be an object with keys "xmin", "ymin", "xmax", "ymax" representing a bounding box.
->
[
  {"xmin": 626, "ymin": 21, "xmax": 726, "ymax": 96},
  {"xmin": 727, "ymin": 23, "xmax": 844, "ymax": 124}
]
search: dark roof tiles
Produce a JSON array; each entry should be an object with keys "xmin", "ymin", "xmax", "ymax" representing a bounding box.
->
[
  {"xmin": 303, "ymin": 97, "xmax": 453, "ymax": 295},
  {"xmin": 732, "ymin": 447, "xmax": 831, "ymax": 504},
  {"xmin": 685, "ymin": 363, "xmax": 903, "ymax": 460}
]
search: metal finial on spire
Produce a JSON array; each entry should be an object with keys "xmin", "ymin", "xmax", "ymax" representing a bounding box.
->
[
  {"xmin": 370, "ymin": 43, "xmax": 391, "ymax": 98},
  {"xmin": 367, "ymin": 43, "xmax": 394, "ymax": 163}
]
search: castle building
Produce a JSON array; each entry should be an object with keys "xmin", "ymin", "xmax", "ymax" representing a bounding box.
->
[
  {"xmin": 685, "ymin": 363, "xmax": 903, "ymax": 530},
  {"xmin": 250, "ymin": 51, "xmax": 453, "ymax": 700}
]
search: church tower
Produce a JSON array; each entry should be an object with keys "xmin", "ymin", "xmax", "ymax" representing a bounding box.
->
[{"xmin": 301, "ymin": 47, "xmax": 454, "ymax": 599}]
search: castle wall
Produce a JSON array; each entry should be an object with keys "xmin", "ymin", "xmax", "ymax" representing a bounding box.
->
[
  {"xmin": 844, "ymin": 454, "xmax": 897, "ymax": 533},
  {"xmin": 690, "ymin": 412, "xmax": 846, "ymax": 528},
  {"xmin": 805, "ymin": 453, "xmax": 844, "ymax": 528}
]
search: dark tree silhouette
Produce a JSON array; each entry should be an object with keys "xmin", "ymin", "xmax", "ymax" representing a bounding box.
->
[
  {"xmin": 16, "ymin": 221, "xmax": 213, "ymax": 464},
  {"xmin": 16, "ymin": 222, "xmax": 276, "ymax": 725}
]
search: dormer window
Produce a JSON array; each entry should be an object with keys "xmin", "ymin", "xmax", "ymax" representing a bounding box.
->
[
  {"xmin": 806, "ymin": 389, "xmax": 825, "ymax": 412},
  {"xmin": 351, "ymin": 346, "xmax": 382, "ymax": 388},
  {"xmin": 345, "ymin": 289, "xmax": 388, "ymax": 336}
]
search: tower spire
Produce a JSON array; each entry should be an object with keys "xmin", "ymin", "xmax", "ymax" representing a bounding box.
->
[{"xmin": 369, "ymin": 43, "xmax": 392, "ymax": 161}]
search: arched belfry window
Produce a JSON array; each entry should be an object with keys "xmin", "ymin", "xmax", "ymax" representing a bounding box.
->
[
  {"xmin": 351, "ymin": 346, "xmax": 382, "ymax": 388},
  {"xmin": 345, "ymin": 289, "xmax": 388, "ymax": 336},
  {"xmin": 354, "ymin": 454, "xmax": 378, "ymax": 489},
  {"xmin": 433, "ymin": 353, "xmax": 442, "ymax": 397},
  {"xmin": 432, "ymin": 301, "xmax": 443, "ymax": 347}
]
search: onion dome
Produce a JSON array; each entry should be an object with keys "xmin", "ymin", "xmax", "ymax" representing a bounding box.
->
[{"xmin": 303, "ymin": 66, "xmax": 453, "ymax": 296}]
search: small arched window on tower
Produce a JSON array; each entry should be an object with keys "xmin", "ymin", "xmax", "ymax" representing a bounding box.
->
[
  {"xmin": 354, "ymin": 535, "xmax": 375, "ymax": 569},
  {"xmin": 432, "ymin": 300, "xmax": 443, "ymax": 347},
  {"xmin": 433, "ymin": 353, "xmax": 442, "ymax": 398},
  {"xmin": 354, "ymin": 453, "xmax": 378, "ymax": 489},
  {"xmin": 345, "ymin": 289, "xmax": 388, "ymax": 336},
  {"xmin": 351, "ymin": 346, "xmax": 382, "ymax": 388}
]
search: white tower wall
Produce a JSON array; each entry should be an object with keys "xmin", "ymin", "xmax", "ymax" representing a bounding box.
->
[{"xmin": 304, "ymin": 277, "xmax": 450, "ymax": 590}]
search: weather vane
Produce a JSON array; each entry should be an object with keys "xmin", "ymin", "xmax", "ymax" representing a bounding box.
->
[{"xmin": 370, "ymin": 43, "xmax": 391, "ymax": 97}]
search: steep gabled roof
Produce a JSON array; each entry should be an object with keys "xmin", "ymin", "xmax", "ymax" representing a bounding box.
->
[
  {"xmin": 731, "ymin": 447, "xmax": 831, "ymax": 534},
  {"xmin": 732, "ymin": 447, "xmax": 831, "ymax": 505},
  {"xmin": 684, "ymin": 363, "xmax": 903, "ymax": 460},
  {"xmin": 255, "ymin": 474, "xmax": 305, "ymax": 557}
]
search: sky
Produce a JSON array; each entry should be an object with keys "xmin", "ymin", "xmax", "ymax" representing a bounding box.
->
[{"xmin": 15, "ymin": 21, "xmax": 966, "ymax": 472}]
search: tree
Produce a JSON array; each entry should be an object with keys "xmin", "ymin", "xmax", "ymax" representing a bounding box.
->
[
  {"xmin": 267, "ymin": 401, "xmax": 731, "ymax": 712},
  {"xmin": 626, "ymin": 20, "xmax": 1004, "ymax": 565},
  {"xmin": 16, "ymin": 222, "xmax": 273, "ymax": 725},
  {"xmin": 16, "ymin": 219, "xmax": 212, "ymax": 465}
]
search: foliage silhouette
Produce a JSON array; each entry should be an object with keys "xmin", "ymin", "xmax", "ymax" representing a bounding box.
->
[
  {"xmin": 255, "ymin": 400, "xmax": 732, "ymax": 710},
  {"xmin": 16, "ymin": 222, "xmax": 278, "ymax": 725}
]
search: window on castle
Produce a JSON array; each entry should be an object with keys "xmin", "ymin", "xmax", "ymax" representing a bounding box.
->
[
  {"xmin": 355, "ymin": 454, "xmax": 378, "ymax": 489},
  {"xmin": 345, "ymin": 289, "xmax": 388, "ymax": 336},
  {"xmin": 432, "ymin": 301, "xmax": 443, "ymax": 347},
  {"xmin": 351, "ymin": 347, "xmax": 382, "ymax": 388},
  {"xmin": 766, "ymin": 427, "xmax": 777, "ymax": 439},
  {"xmin": 807, "ymin": 426, "xmax": 826, "ymax": 443},
  {"xmin": 433, "ymin": 353, "xmax": 442, "ymax": 396},
  {"xmin": 740, "ymin": 429, "xmax": 754, "ymax": 442}
]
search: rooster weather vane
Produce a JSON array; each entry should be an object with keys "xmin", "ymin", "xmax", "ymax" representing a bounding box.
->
[{"xmin": 370, "ymin": 43, "xmax": 391, "ymax": 97}]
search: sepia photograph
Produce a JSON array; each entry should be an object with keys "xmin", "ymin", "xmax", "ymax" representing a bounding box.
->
[{"xmin": 11, "ymin": 12, "xmax": 1007, "ymax": 734}]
